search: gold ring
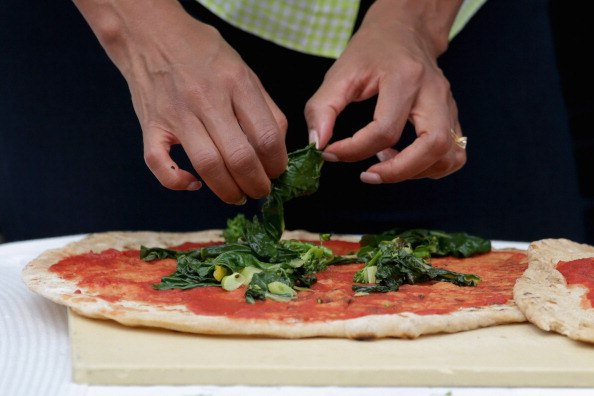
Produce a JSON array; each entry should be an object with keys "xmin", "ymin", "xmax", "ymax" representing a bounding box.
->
[{"xmin": 450, "ymin": 128, "xmax": 467, "ymax": 149}]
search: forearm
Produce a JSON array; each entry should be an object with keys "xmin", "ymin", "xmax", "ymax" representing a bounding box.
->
[
  {"xmin": 72, "ymin": 0, "xmax": 288, "ymax": 203},
  {"xmin": 72, "ymin": 0, "xmax": 204, "ymax": 76},
  {"xmin": 362, "ymin": 0, "xmax": 463, "ymax": 56}
]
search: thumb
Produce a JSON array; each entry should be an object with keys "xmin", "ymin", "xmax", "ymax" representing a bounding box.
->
[{"xmin": 304, "ymin": 77, "xmax": 353, "ymax": 150}]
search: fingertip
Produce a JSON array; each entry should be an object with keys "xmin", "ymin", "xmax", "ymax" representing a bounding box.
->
[
  {"xmin": 376, "ymin": 148, "xmax": 399, "ymax": 163},
  {"xmin": 186, "ymin": 181, "xmax": 202, "ymax": 191},
  {"xmin": 308, "ymin": 129, "xmax": 320, "ymax": 149},
  {"xmin": 360, "ymin": 171, "xmax": 383, "ymax": 184},
  {"xmin": 233, "ymin": 196, "xmax": 248, "ymax": 206},
  {"xmin": 322, "ymin": 151, "xmax": 339, "ymax": 162},
  {"xmin": 305, "ymin": 102, "xmax": 337, "ymax": 150}
]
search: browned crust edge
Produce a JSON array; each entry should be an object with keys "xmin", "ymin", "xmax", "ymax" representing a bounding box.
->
[
  {"xmin": 513, "ymin": 238, "xmax": 594, "ymax": 343},
  {"xmin": 23, "ymin": 230, "xmax": 525, "ymax": 339}
]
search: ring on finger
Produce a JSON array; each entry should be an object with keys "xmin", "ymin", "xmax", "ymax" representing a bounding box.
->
[{"xmin": 449, "ymin": 128, "xmax": 467, "ymax": 149}]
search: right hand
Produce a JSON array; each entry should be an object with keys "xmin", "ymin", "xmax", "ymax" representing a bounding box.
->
[
  {"xmin": 74, "ymin": 0, "xmax": 288, "ymax": 205},
  {"xmin": 305, "ymin": 0, "xmax": 466, "ymax": 185}
]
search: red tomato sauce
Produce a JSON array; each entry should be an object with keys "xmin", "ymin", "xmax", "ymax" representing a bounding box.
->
[
  {"xmin": 50, "ymin": 240, "xmax": 527, "ymax": 321},
  {"xmin": 556, "ymin": 258, "xmax": 594, "ymax": 308}
]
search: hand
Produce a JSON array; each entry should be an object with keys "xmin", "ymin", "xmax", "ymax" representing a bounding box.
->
[
  {"xmin": 74, "ymin": 0, "xmax": 288, "ymax": 204},
  {"xmin": 305, "ymin": 0, "xmax": 466, "ymax": 184}
]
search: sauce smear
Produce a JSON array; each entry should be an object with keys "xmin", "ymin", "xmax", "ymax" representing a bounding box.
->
[
  {"xmin": 50, "ymin": 241, "xmax": 527, "ymax": 321},
  {"xmin": 556, "ymin": 258, "xmax": 594, "ymax": 308}
]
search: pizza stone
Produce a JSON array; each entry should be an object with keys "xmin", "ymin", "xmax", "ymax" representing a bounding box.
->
[
  {"xmin": 22, "ymin": 230, "xmax": 526, "ymax": 339},
  {"xmin": 514, "ymin": 238, "xmax": 594, "ymax": 343}
]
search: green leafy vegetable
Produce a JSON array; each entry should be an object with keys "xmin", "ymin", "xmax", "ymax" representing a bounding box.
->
[
  {"xmin": 353, "ymin": 238, "xmax": 481, "ymax": 294},
  {"xmin": 359, "ymin": 228, "xmax": 491, "ymax": 259},
  {"xmin": 141, "ymin": 143, "xmax": 487, "ymax": 303},
  {"xmin": 261, "ymin": 143, "xmax": 324, "ymax": 242},
  {"xmin": 143, "ymin": 144, "xmax": 332, "ymax": 302}
]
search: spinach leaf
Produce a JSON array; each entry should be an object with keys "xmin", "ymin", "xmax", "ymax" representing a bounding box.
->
[
  {"xmin": 144, "ymin": 143, "xmax": 329, "ymax": 302},
  {"xmin": 221, "ymin": 143, "xmax": 324, "ymax": 261},
  {"xmin": 262, "ymin": 143, "xmax": 323, "ymax": 241},
  {"xmin": 353, "ymin": 238, "xmax": 481, "ymax": 294},
  {"xmin": 222, "ymin": 214, "xmax": 248, "ymax": 243},
  {"xmin": 140, "ymin": 246, "xmax": 179, "ymax": 261},
  {"xmin": 153, "ymin": 255, "xmax": 219, "ymax": 290},
  {"xmin": 142, "ymin": 143, "xmax": 485, "ymax": 303},
  {"xmin": 278, "ymin": 239, "xmax": 334, "ymax": 273},
  {"xmin": 359, "ymin": 228, "xmax": 491, "ymax": 258},
  {"xmin": 245, "ymin": 268, "xmax": 295, "ymax": 303}
]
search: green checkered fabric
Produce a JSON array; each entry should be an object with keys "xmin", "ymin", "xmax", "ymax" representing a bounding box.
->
[
  {"xmin": 196, "ymin": 0, "xmax": 359, "ymax": 58},
  {"xmin": 196, "ymin": 0, "xmax": 486, "ymax": 59},
  {"xmin": 450, "ymin": 0, "xmax": 487, "ymax": 40}
]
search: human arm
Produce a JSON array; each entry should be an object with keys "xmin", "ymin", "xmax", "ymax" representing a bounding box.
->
[
  {"xmin": 72, "ymin": 0, "xmax": 288, "ymax": 204},
  {"xmin": 305, "ymin": 0, "xmax": 466, "ymax": 184}
]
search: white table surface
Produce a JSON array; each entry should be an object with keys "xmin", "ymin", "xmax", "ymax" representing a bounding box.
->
[{"xmin": 1, "ymin": 234, "xmax": 593, "ymax": 396}]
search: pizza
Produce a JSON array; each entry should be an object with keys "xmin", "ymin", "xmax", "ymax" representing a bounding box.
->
[
  {"xmin": 514, "ymin": 238, "xmax": 594, "ymax": 343},
  {"xmin": 22, "ymin": 229, "xmax": 528, "ymax": 339},
  {"xmin": 18, "ymin": 145, "xmax": 594, "ymax": 341}
]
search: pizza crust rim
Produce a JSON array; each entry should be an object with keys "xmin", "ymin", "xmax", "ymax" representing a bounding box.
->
[
  {"xmin": 513, "ymin": 238, "xmax": 594, "ymax": 343},
  {"xmin": 23, "ymin": 230, "xmax": 526, "ymax": 339}
]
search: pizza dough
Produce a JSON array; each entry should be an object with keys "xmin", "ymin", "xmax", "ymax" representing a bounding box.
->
[
  {"xmin": 22, "ymin": 230, "xmax": 527, "ymax": 339},
  {"xmin": 514, "ymin": 238, "xmax": 594, "ymax": 343}
]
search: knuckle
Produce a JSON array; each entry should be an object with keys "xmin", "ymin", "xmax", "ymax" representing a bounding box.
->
[
  {"xmin": 227, "ymin": 144, "xmax": 257, "ymax": 175},
  {"xmin": 304, "ymin": 98, "xmax": 317, "ymax": 118},
  {"xmin": 276, "ymin": 113, "xmax": 289, "ymax": 134},
  {"xmin": 429, "ymin": 75, "xmax": 452, "ymax": 99},
  {"xmin": 399, "ymin": 58, "xmax": 425, "ymax": 83},
  {"xmin": 143, "ymin": 148, "xmax": 161, "ymax": 169},
  {"xmin": 219, "ymin": 63, "xmax": 251, "ymax": 87},
  {"xmin": 259, "ymin": 138, "xmax": 287, "ymax": 178},
  {"xmin": 193, "ymin": 150, "xmax": 222, "ymax": 175},
  {"xmin": 374, "ymin": 123, "xmax": 399, "ymax": 147},
  {"xmin": 428, "ymin": 132, "xmax": 452, "ymax": 156},
  {"xmin": 184, "ymin": 84, "xmax": 213, "ymax": 111},
  {"xmin": 255, "ymin": 125, "xmax": 283, "ymax": 154}
]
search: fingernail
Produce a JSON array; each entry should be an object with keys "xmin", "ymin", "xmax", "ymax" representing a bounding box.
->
[
  {"xmin": 308, "ymin": 129, "xmax": 320, "ymax": 149},
  {"xmin": 234, "ymin": 196, "xmax": 247, "ymax": 206},
  {"xmin": 376, "ymin": 151, "xmax": 390, "ymax": 162},
  {"xmin": 360, "ymin": 172, "xmax": 382, "ymax": 184},
  {"xmin": 322, "ymin": 152, "xmax": 339, "ymax": 162},
  {"xmin": 187, "ymin": 181, "xmax": 202, "ymax": 191}
]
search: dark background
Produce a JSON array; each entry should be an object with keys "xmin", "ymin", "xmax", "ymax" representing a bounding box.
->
[
  {"xmin": 549, "ymin": 0, "xmax": 594, "ymax": 244},
  {"xmin": 0, "ymin": 0, "xmax": 592, "ymax": 243}
]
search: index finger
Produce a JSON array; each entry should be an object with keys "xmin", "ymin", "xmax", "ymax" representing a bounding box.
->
[
  {"xmin": 362, "ymin": 82, "xmax": 455, "ymax": 182},
  {"xmin": 362, "ymin": 130, "xmax": 451, "ymax": 183},
  {"xmin": 233, "ymin": 73, "xmax": 288, "ymax": 179},
  {"xmin": 323, "ymin": 81, "xmax": 414, "ymax": 162}
]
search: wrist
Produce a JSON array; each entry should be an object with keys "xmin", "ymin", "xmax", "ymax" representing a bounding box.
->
[
  {"xmin": 72, "ymin": 0, "xmax": 199, "ymax": 74},
  {"xmin": 362, "ymin": 0, "xmax": 462, "ymax": 56}
]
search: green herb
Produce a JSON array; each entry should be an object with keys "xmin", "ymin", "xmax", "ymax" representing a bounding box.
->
[
  {"xmin": 142, "ymin": 144, "xmax": 487, "ymax": 303},
  {"xmin": 261, "ymin": 143, "xmax": 324, "ymax": 243},
  {"xmin": 143, "ymin": 144, "xmax": 332, "ymax": 302},
  {"xmin": 353, "ymin": 238, "xmax": 481, "ymax": 294},
  {"xmin": 359, "ymin": 228, "xmax": 491, "ymax": 259}
]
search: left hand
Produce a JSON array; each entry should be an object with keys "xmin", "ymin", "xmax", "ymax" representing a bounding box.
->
[{"xmin": 305, "ymin": 0, "xmax": 466, "ymax": 184}]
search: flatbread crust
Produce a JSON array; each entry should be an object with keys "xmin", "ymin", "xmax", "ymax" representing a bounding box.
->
[
  {"xmin": 23, "ymin": 230, "xmax": 526, "ymax": 339},
  {"xmin": 514, "ymin": 238, "xmax": 594, "ymax": 343}
]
